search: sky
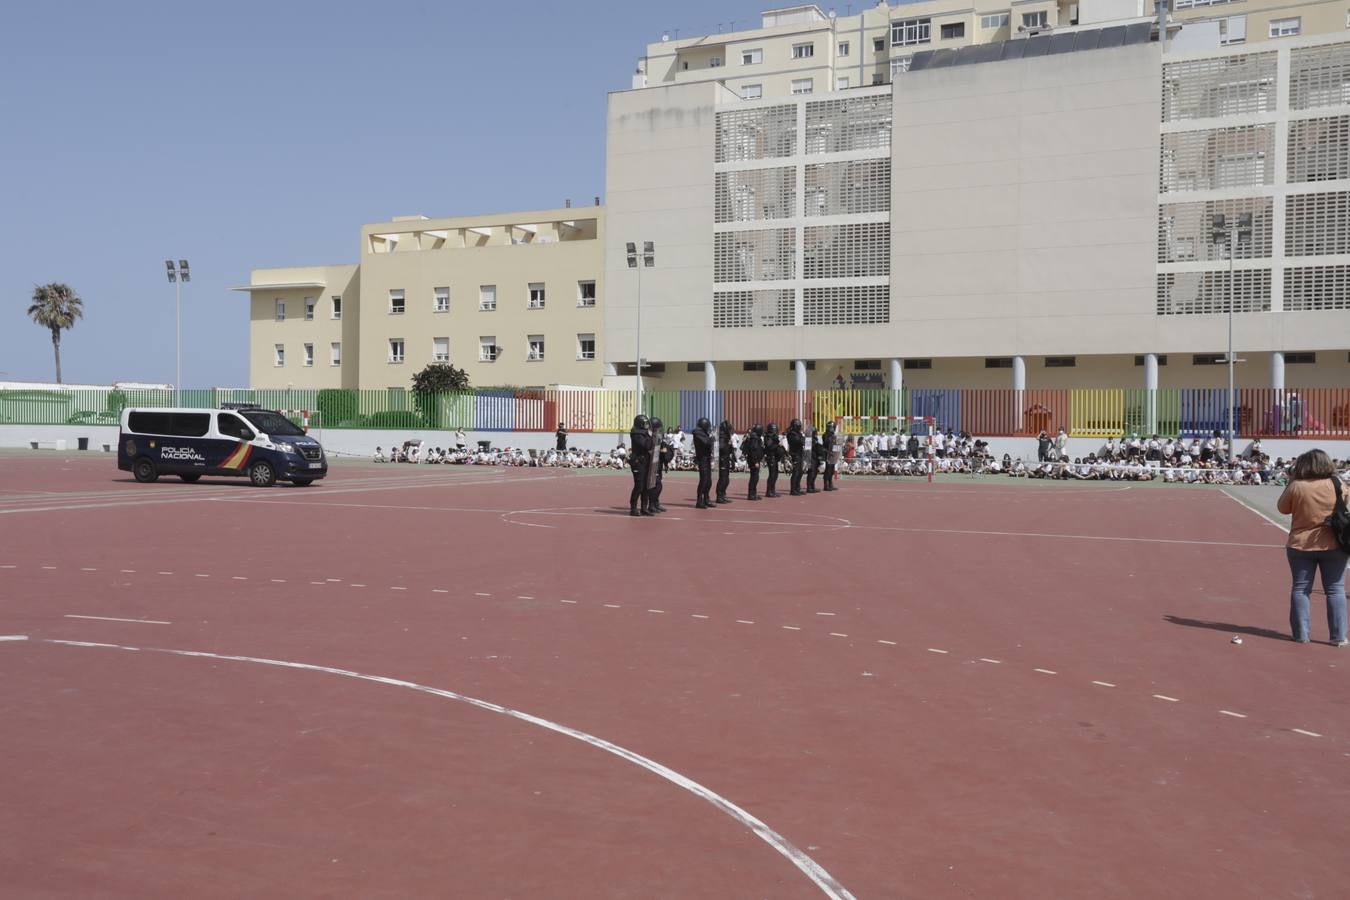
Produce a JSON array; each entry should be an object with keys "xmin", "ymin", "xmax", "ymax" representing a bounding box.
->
[{"xmin": 0, "ymin": 0, "xmax": 784, "ymax": 388}]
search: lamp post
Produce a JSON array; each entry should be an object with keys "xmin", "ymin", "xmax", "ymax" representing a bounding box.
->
[
  {"xmin": 625, "ymin": 241, "xmax": 655, "ymax": 415},
  {"xmin": 164, "ymin": 259, "xmax": 190, "ymax": 405},
  {"xmin": 1209, "ymin": 214, "xmax": 1250, "ymax": 461}
]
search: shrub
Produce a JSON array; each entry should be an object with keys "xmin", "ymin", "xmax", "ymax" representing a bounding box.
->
[{"xmin": 367, "ymin": 410, "xmax": 423, "ymax": 429}]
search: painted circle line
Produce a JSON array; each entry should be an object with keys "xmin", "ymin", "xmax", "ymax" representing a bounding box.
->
[{"xmin": 40, "ymin": 638, "xmax": 856, "ymax": 900}]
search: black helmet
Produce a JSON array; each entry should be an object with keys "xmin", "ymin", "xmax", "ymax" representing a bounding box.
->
[
  {"xmin": 766, "ymin": 422, "xmax": 778, "ymax": 435},
  {"xmin": 751, "ymin": 423, "xmax": 764, "ymax": 437},
  {"xmin": 650, "ymin": 417, "xmax": 664, "ymax": 430},
  {"xmin": 789, "ymin": 418, "xmax": 802, "ymax": 432},
  {"xmin": 718, "ymin": 420, "xmax": 732, "ymax": 437},
  {"xmin": 825, "ymin": 421, "xmax": 836, "ymax": 434},
  {"xmin": 696, "ymin": 417, "xmax": 711, "ymax": 431},
  {"xmin": 632, "ymin": 415, "xmax": 649, "ymax": 431}
]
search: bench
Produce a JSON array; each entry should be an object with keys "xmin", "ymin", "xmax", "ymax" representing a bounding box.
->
[{"xmin": 30, "ymin": 439, "xmax": 68, "ymax": 451}]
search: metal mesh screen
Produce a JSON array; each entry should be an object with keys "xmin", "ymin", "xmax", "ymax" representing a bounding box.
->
[
  {"xmin": 1284, "ymin": 265, "xmax": 1350, "ymax": 310},
  {"xmin": 1289, "ymin": 43, "xmax": 1350, "ymax": 110},
  {"xmin": 802, "ymin": 285, "xmax": 890, "ymax": 325},
  {"xmin": 1156, "ymin": 269, "xmax": 1272, "ymax": 315},
  {"xmin": 714, "ymin": 167, "xmax": 797, "ymax": 223},
  {"xmin": 804, "ymin": 160, "xmax": 891, "ymax": 217},
  {"xmin": 715, "ymin": 105, "xmax": 798, "ymax": 163},
  {"xmin": 712, "ymin": 290, "xmax": 796, "ymax": 327},
  {"xmin": 1288, "ymin": 115, "xmax": 1350, "ymax": 183},
  {"xmin": 1162, "ymin": 53, "xmax": 1276, "ymax": 122},
  {"xmin": 803, "ymin": 223, "xmax": 891, "ymax": 279},
  {"xmin": 1286, "ymin": 191, "xmax": 1350, "ymax": 257},
  {"xmin": 1160, "ymin": 125, "xmax": 1274, "ymax": 192},
  {"xmin": 1157, "ymin": 197, "xmax": 1273, "ymax": 263},
  {"xmin": 804, "ymin": 95, "xmax": 893, "ymax": 154},
  {"xmin": 713, "ymin": 229, "xmax": 796, "ymax": 282}
]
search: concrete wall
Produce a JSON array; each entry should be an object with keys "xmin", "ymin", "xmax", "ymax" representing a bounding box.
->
[{"xmin": 248, "ymin": 265, "xmax": 360, "ymax": 390}]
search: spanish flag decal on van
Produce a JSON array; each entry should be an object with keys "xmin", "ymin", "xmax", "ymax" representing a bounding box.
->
[{"xmin": 221, "ymin": 442, "xmax": 252, "ymax": 471}]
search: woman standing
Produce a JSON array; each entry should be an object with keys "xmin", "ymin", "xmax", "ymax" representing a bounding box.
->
[{"xmin": 1276, "ymin": 449, "xmax": 1347, "ymax": 645}]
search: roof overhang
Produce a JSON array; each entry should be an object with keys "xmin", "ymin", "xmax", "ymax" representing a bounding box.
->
[{"xmin": 231, "ymin": 282, "xmax": 326, "ymax": 292}]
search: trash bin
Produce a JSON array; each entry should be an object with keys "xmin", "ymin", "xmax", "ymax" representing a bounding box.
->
[{"xmin": 77, "ymin": 437, "xmax": 89, "ymax": 451}]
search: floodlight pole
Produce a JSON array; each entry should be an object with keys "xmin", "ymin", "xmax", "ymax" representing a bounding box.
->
[
  {"xmin": 636, "ymin": 255, "xmax": 643, "ymax": 413},
  {"xmin": 1210, "ymin": 216, "xmax": 1248, "ymax": 462},
  {"xmin": 175, "ymin": 275, "xmax": 183, "ymax": 406}
]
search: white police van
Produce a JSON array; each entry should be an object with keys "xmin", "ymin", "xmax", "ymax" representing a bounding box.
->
[{"xmin": 118, "ymin": 404, "xmax": 328, "ymax": 487}]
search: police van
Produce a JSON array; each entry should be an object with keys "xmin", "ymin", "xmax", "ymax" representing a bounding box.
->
[{"xmin": 118, "ymin": 405, "xmax": 328, "ymax": 486}]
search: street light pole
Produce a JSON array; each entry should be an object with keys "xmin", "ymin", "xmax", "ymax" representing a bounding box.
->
[
  {"xmin": 626, "ymin": 242, "xmax": 655, "ymax": 416},
  {"xmin": 1209, "ymin": 215, "xmax": 1249, "ymax": 462},
  {"xmin": 165, "ymin": 259, "xmax": 190, "ymax": 405}
]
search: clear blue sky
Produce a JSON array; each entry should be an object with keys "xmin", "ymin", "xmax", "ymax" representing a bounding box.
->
[{"xmin": 0, "ymin": 0, "xmax": 777, "ymax": 388}]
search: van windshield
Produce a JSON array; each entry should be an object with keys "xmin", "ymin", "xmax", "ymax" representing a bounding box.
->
[{"xmin": 241, "ymin": 410, "xmax": 307, "ymax": 437}]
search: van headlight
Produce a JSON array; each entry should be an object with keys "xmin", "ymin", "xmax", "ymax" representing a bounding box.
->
[{"xmin": 274, "ymin": 441, "xmax": 296, "ymax": 454}]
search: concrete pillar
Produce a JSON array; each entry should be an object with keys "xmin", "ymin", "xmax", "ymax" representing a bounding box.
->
[
  {"xmin": 704, "ymin": 360, "xmax": 717, "ymax": 392},
  {"xmin": 603, "ymin": 362, "xmax": 617, "ymax": 377},
  {"xmin": 1143, "ymin": 353, "xmax": 1159, "ymax": 391},
  {"xmin": 794, "ymin": 359, "xmax": 808, "ymax": 391},
  {"xmin": 1144, "ymin": 353, "xmax": 1159, "ymax": 435},
  {"xmin": 1270, "ymin": 351, "xmax": 1285, "ymax": 390},
  {"xmin": 1012, "ymin": 356, "xmax": 1026, "ymax": 392},
  {"xmin": 889, "ymin": 358, "xmax": 903, "ymax": 419}
]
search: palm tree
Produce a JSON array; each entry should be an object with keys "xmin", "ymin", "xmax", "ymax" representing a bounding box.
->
[{"xmin": 27, "ymin": 283, "xmax": 84, "ymax": 384}]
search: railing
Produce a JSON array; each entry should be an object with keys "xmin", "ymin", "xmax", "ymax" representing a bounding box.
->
[{"xmin": 2, "ymin": 386, "xmax": 1347, "ymax": 439}]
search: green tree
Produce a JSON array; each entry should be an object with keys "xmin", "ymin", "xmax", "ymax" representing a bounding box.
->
[
  {"xmin": 27, "ymin": 283, "xmax": 85, "ymax": 384},
  {"xmin": 411, "ymin": 363, "xmax": 471, "ymax": 429}
]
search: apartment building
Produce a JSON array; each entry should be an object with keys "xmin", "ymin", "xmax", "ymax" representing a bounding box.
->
[
  {"xmin": 633, "ymin": 0, "xmax": 1350, "ymax": 99},
  {"xmin": 239, "ymin": 207, "xmax": 605, "ymax": 390}
]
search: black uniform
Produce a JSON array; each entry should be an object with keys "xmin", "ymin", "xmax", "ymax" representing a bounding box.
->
[
  {"xmin": 693, "ymin": 418, "xmax": 714, "ymax": 508},
  {"xmin": 743, "ymin": 425, "xmax": 765, "ymax": 500},
  {"xmin": 715, "ymin": 420, "xmax": 734, "ymax": 504},
  {"xmin": 807, "ymin": 428, "xmax": 824, "ymax": 492},
  {"xmin": 556, "ymin": 425, "xmax": 568, "ymax": 452},
  {"xmin": 649, "ymin": 417, "xmax": 671, "ymax": 513},
  {"xmin": 786, "ymin": 419, "xmax": 805, "ymax": 495},
  {"xmin": 764, "ymin": 424, "xmax": 783, "ymax": 497},
  {"xmin": 628, "ymin": 416, "xmax": 653, "ymax": 516},
  {"xmin": 907, "ymin": 434, "xmax": 920, "ymax": 459},
  {"xmin": 822, "ymin": 423, "xmax": 838, "ymax": 491}
]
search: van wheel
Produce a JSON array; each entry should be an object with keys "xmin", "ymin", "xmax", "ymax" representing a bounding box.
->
[
  {"xmin": 133, "ymin": 457, "xmax": 159, "ymax": 483},
  {"xmin": 291, "ymin": 478, "xmax": 313, "ymax": 487},
  {"xmin": 249, "ymin": 460, "xmax": 277, "ymax": 487},
  {"xmin": 179, "ymin": 473, "xmax": 201, "ymax": 483}
]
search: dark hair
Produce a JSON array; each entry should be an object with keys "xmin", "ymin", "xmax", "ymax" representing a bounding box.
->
[{"xmin": 1292, "ymin": 449, "xmax": 1335, "ymax": 480}]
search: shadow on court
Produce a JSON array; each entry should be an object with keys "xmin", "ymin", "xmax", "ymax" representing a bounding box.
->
[{"xmin": 1164, "ymin": 614, "xmax": 1291, "ymax": 643}]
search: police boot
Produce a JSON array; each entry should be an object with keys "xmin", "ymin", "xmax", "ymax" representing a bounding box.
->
[
  {"xmin": 630, "ymin": 505, "xmax": 641, "ymax": 517},
  {"xmin": 716, "ymin": 495, "xmax": 731, "ymax": 504}
]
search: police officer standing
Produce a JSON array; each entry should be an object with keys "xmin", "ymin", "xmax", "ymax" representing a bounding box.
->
[
  {"xmin": 822, "ymin": 421, "xmax": 839, "ymax": 491},
  {"xmin": 693, "ymin": 417, "xmax": 715, "ymax": 508},
  {"xmin": 786, "ymin": 418, "xmax": 806, "ymax": 495},
  {"xmin": 806, "ymin": 426, "xmax": 824, "ymax": 493},
  {"xmin": 648, "ymin": 417, "xmax": 672, "ymax": 513},
  {"xmin": 628, "ymin": 415, "xmax": 652, "ymax": 516},
  {"xmin": 556, "ymin": 422, "xmax": 568, "ymax": 452},
  {"xmin": 715, "ymin": 420, "xmax": 734, "ymax": 504},
  {"xmin": 743, "ymin": 424, "xmax": 765, "ymax": 500},
  {"xmin": 764, "ymin": 422, "xmax": 783, "ymax": 498}
]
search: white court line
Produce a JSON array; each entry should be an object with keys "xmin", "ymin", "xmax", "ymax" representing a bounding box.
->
[
  {"xmin": 1219, "ymin": 710, "xmax": 1248, "ymax": 718},
  {"xmin": 433, "ymin": 589, "xmax": 449, "ymax": 594},
  {"xmin": 1093, "ymin": 681, "xmax": 1117, "ymax": 688},
  {"xmin": 0, "ymin": 565, "xmax": 16, "ymax": 569},
  {"xmin": 158, "ymin": 571, "xmax": 173, "ymax": 576},
  {"xmin": 80, "ymin": 567, "xmax": 97, "ymax": 572},
  {"xmin": 195, "ymin": 574, "xmax": 211, "ymax": 578},
  {"xmin": 390, "ymin": 586, "xmax": 407, "ymax": 591},
  {"xmin": 782, "ymin": 625, "xmax": 802, "ymax": 631},
  {"xmin": 736, "ymin": 620, "xmax": 756, "ymax": 625},
  {"xmin": 41, "ymin": 638, "xmax": 856, "ymax": 900},
  {"xmin": 351, "ymin": 584, "xmax": 366, "ymax": 588},
  {"xmin": 310, "ymin": 581, "xmax": 325, "ymax": 585},
  {"xmin": 1153, "ymin": 694, "xmax": 1181, "ymax": 703},
  {"xmin": 1292, "ymin": 728, "xmax": 1322, "ymax": 738},
  {"xmin": 42, "ymin": 566, "xmax": 57, "ymax": 570},
  {"xmin": 604, "ymin": 604, "xmax": 621, "ymax": 609},
  {"xmin": 815, "ymin": 612, "xmax": 836, "ymax": 616},
  {"xmin": 64, "ymin": 615, "xmax": 171, "ymax": 625},
  {"xmin": 518, "ymin": 596, "xmax": 534, "ymax": 600},
  {"xmin": 877, "ymin": 639, "xmax": 896, "ymax": 645},
  {"xmin": 648, "ymin": 609, "xmax": 666, "ymax": 614},
  {"xmin": 1221, "ymin": 488, "xmax": 1291, "ymax": 534},
  {"xmin": 232, "ymin": 576, "xmax": 248, "ymax": 581},
  {"xmin": 0, "ymin": 635, "xmax": 28, "ymax": 641},
  {"xmin": 120, "ymin": 569, "xmax": 135, "ymax": 573},
  {"xmin": 270, "ymin": 578, "xmax": 286, "ymax": 583},
  {"xmin": 1034, "ymin": 669, "xmax": 1057, "ymax": 675},
  {"xmin": 979, "ymin": 658, "xmax": 1001, "ymax": 664},
  {"xmin": 691, "ymin": 614, "xmax": 710, "ymax": 619},
  {"xmin": 560, "ymin": 599, "xmax": 577, "ymax": 604},
  {"xmin": 474, "ymin": 592, "xmax": 491, "ymax": 597},
  {"xmin": 326, "ymin": 578, "xmax": 342, "ymax": 583},
  {"xmin": 927, "ymin": 648, "xmax": 949, "ymax": 654}
]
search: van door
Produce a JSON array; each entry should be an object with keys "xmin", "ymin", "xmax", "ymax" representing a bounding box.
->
[
  {"xmin": 213, "ymin": 412, "xmax": 257, "ymax": 475},
  {"xmin": 153, "ymin": 412, "xmax": 213, "ymax": 474}
]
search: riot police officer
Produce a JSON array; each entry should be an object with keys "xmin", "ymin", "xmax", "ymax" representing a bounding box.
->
[
  {"xmin": 806, "ymin": 426, "xmax": 824, "ymax": 493},
  {"xmin": 764, "ymin": 422, "xmax": 783, "ymax": 498},
  {"xmin": 822, "ymin": 421, "xmax": 839, "ymax": 491},
  {"xmin": 786, "ymin": 418, "xmax": 805, "ymax": 495},
  {"xmin": 629, "ymin": 415, "xmax": 653, "ymax": 516},
  {"xmin": 555, "ymin": 422, "xmax": 568, "ymax": 452},
  {"xmin": 715, "ymin": 420, "xmax": 734, "ymax": 504},
  {"xmin": 648, "ymin": 417, "xmax": 672, "ymax": 513},
  {"xmin": 693, "ymin": 417, "xmax": 715, "ymax": 508},
  {"xmin": 742, "ymin": 424, "xmax": 765, "ymax": 500}
]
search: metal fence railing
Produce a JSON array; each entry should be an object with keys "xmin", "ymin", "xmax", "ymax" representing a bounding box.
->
[{"xmin": 2, "ymin": 386, "xmax": 1347, "ymax": 439}]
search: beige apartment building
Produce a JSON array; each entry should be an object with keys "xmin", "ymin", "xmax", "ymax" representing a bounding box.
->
[{"xmin": 240, "ymin": 207, "xmax": 605, "ymax": 390}]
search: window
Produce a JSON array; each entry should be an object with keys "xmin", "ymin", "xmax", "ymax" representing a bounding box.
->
[
  {"xmin": 578, "ymin": 280, "xmax": 597, "ymax": 306},
  {"xmin": 274, "ymin": 344, "xmax": 285, "ymax": 367},
  {"xmin": 1022, "ymin": 10, "xmax": 1049, "ymax": 28},
  {"xmin": 127, "ymin": 411, "xmax": 210, "ymax": 437},
  {"xmin": 872, "ymin": 73, "xmax": 885, "ymax": 85},
  {"xmin": 217, "ymin": 413, "xmax": 254, "ymax": 441},
  {"xmin": 903, "ymin": 358, "xmax": 932, "ymax": 370},
  {"xmin": 388, "ymin": 339, "xmax": 405, "ymax": 364},
  {"xmin": 1285, "ymin": 351, "xmax": 1316, "ymax": 364},
  {"xmin": 741, "ymin": 83, "xmax": 763, "ymax": 100},
  {"xmin": 432, "ymin": 337, "xmax": 449, "ymax": 362},
  {"xmin": 1045, "ymin": 356, "xmax": 1077, "ymax": 368},
  {"xmin": 577, "ymin": 333, "xmax": 596, "ymax": 360},
  {"xmin": 527, "ymin": 335, "xmax": 545, "ymax": 361},
  {"xmin": 892, "ymin": 18, "xmax": 931, "ymax": 46},
  {"xmin": 854, "ymin": 359, "xmax": 881, "ymax": 370},
  {"xmin": 791, "ymin": 78, "xmax": 814, "ymax": 95},
  {"xmin": 330, "ymin": 342, "xmax": 341, "ymax": 366},
  {"xmin": 838, "ymin": 41, "xmax": 850, "ymax": 56},
  {"xmin": 1193, "ymin": 353, "xmax": 1226, "ymax": 365},
  {"xmin": 274, "ymin": 300, "xmax": 285, "ymax": 321},
  {"xmin": 941, "ymin": 22, "xmax": 965, "ymax": 39},
  {"xmin": 434, "ymin": 286, "xmax": 449, "ymax": 312},
  {"xmin": 331, "ymin": 296, "xmax": 342, "ymax": 320},
  {"xmin": 303, "ymin": 343, "xmax": 314, "ymax": 367},
  {"xmin": 784, "ymin": 360, "xmax": 816, "ymax": 370},
  {"xmin": 1133, "ymin": 355, "xmax": 1168, "ymax": 366},
  {"xmin": 479, "ymin": 284, "xmax": 496, "ymax": 310},
  {"xmin": 743, "ymin": 361, "xmax": 768, "ymax": 371},
  {"xmin": 688, "ymin": 362, "xmax": 707, "ymax": 373},
  {"xmin": 792, "ymin": 42, "xmax": 814, "ymax": 59},
  {"xmin": 710, "ymin": 57, "xmax": 723, "ymax": 68},
  {"xmin": 528, "ymin": 282, "xmax": 546, "ymax": 308},
  {"xmin": 304, "ymin": 297, "xmax": 315, "ymax": 320},
  {"xmin": 742, "ymin": 48, "xmax": 763, "ymax": 65},
  {"xmin": 891, "ymin": 56, "xmax": 913, "ymax": 77},
  {"xmin": 985, "ymin": 357, "xmax": 1013, "ymax": 369},
  {"xmin": 389, "ymin": 289, "xmax": 405, "ymax": 315},
  {"xmin": 836, "ymin": 76, "xmax": 850, "ymax": 90},
  {"xmin": 479, "ymin": 336, "xmax": 497, "ymax": 362},
  {"xmin": 1269, "ymin": 17, "xmax": 1300, "ymax": 36},
  {"xmin": 980, "ymin": 13, "xmax": 1009, "ymax": 28},
  {"xmin": 873, "ymin": 36, "xmax": 885, "ymax": 52},
  {"xmin": 1219, "ymin": 15, "xmax": 1246, "ymax": 44}
]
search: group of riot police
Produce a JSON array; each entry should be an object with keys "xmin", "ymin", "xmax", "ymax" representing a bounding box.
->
[{"xmin": 627, "ymin": 416, "xmax": 840, "ymax": 516}]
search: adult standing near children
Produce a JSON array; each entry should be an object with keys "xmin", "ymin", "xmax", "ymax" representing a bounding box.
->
[
  {"xmin": 1276, "ymin": 449, "xmax": 1348, "ymax": 645},
  {"xmin": 628, "ymin": 415, "xmax": 652, "ymax": 517},
  {"xmin": 556, "ymin": 422, "xmax": 568, "ymax": 452},
  {"xmin": 693, "ymin": 417, "xmax": 715, "ymax": 509},
  {"xmin": 715, "ymin": 420, "xmax": 734, "ymax": 504},
  {"xmin": 743, "ymin": 424, "xmax": 765, "ymax": 500}
]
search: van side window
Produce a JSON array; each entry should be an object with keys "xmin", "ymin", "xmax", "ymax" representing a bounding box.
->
[
  {"xmin": 217, "ymin": 413, "xmax": 254, "ymax": 441},
  {"xmin": 127, "ymin": 411, "xmax": 210, "ymax": 437}
]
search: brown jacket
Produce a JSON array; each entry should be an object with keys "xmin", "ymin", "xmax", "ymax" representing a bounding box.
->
[{"xmin": 1277, "ymin": 479, "xmax": 1341, "ymax": 552}]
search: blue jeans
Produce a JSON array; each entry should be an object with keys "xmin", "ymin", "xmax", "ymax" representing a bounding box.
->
[{"xmin": 1287, "ymin": 548, "xmax": 1348, "ymax": 643}]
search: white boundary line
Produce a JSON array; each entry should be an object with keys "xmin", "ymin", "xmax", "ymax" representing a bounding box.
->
[
  {"xmin": 1220, "ymin": 488, "xmax": 1291, "ymax": 534},
  {"xmin": 40, "ymin": 638, "xmax": 856, "ymax": 900},
  {"xmin": 64, "ymin": 615, "xmax": 171, "ymax": 625}
]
